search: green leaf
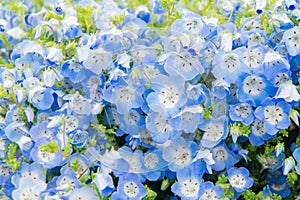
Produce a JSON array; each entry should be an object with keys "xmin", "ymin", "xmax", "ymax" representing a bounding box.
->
[
  {"xmin": 143, "ymin": 185, "xmax": 157, "ymax": 200},
  {"xmin": 39, "ymin": 141, "xmax": 60, "ymax": 153}
]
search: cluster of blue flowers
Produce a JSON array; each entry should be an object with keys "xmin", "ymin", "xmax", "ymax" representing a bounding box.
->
[{"xmin": 0, "ymin": 0, "xmax": 300, "ymax": 199}]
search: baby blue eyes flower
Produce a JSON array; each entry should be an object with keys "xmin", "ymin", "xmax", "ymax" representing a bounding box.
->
[
  {"xmin": 146, "ymin": 74, "xmax": 187, "ymax": 118},
  {"xmin": 12, "ymin": 177, "xmax": 47, "ymax": 200},
  {"xmin": 162, "ymin": 137, "xmax": 197, "ymax": 172},
  {"xmin": 227, "ymin": 167, "xmax": 254, "ymax": 193},
  {"xmin": 254, "ymin": 98, "xmax": 291, "ymax": 135},
  {"xmin": 111, "ymin": 173, "xmax": 147, "ymax": 200},
  {"xmin": 282, "ymin": 26, "xmax": 300, "ymax": 56},
  {"xmin": 198, "ymin": 181, "xmax": 224, "ymax": 200},
  {"xmin": 229, "ymin": 102, "xmax": 254, "ymax": 125}
]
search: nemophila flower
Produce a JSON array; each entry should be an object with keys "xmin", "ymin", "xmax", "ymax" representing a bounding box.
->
[
  {"xmin": 54, "ymin": 168, "xmax": 82, "ymax": 197},
  {"xmin": 62, "ymin": 16, "xmax": 82, "ymax": 40},
  {"xmin": 262, "ymin": 51, "xmax": 290, "ymax": 79},
  {"xmin": 274, "ymin": 82, "xmax": 300, "ymax": 103},
  {"xmin": 103, "ymin": 80, "xmax": 145, "ymax": 114},
  {"xmin": 239, "ymin": 45, "xmax": 267, "ymax": 73},
  {"xmin": 211, "ymin": 79, "xmax": 230, "ymax": 99},
  {"xmin": 142, "ymin": 149, "xmax": 168, "ymax": 180},
  {"xmin": 12, "ymin": 177, "xmax": 47, "ymax": 200},
  {"xmin": 135, "ymin": 5, "xmax": 151, "ymax": 23},
  {"xmin": 63, "ymin": 91, "xmax": 93, "ymax": 115},
  {"xmin": 240, "ymin": 30, "xmax": 267, "ymax": 47},
  {"xmin": 239, "ymin": 17, "xmax": 262, "ymax": 32},
  {"xmin": 248, "ymin": 119, "xmax": 275, "ymax": 146},
  {"xmin": 283, "ymin": 156, "xmax": 295, "ymax": 175},
  {"xmin": 269, "ymin": 181, "xmax": 291, "ymax": 198},
  {"xmin": 146, "ymin": 112, "xmax": 180, "ymax": 144},
  {"xmin": 118, "ymin": 108, "xmax": 145, "ymax": 136},
  {"xmin": 100, "ymin": 148, "xmax": 130, "ymax": 175},
  {"xmin": 0, "ymin": 163, "xmax": 13, "ymax": 186},
  {"xmin": 29, "ymin": 121, "xmax": 57, "ymax": 141},
  {"xmin": 30, "ymin": 138, "xmax": 63, "ymax": 169},
  {"xmin": 11, "ymin": 163, "xmax": 45, "ymax": 188},
  {"xmin": 62, "ymin": 153, "xmax": 90, "ymax": 177},
  {"xmin": 193, "ymin": 149, "xmax": 215, "ymax": 174},
  {"xmin": 198, "ymin": 181, "xmax": 223, "ymax": 200},
  {"xmin": 117, "ymin": 146, "xmax": 144, "ymax": 174},
  {"xmin": 282, "ymin": 26, "xmax": 300, "ymax": 56},
  {"xmin": 259, "ymin": 152, "xmax": 285, "ymax": 171},
  {"xmin": 146, "ymin": 74, "xmax": 187, "ymax": 118},
  {"xmin": 171, "ymin": 106, "xmax": 203, "ymax": 133},
  {"xmin": 212, "ymin": 49, "xmax": 248, "ymax": 84},
  {"xmin": 236, "ymin": 73, "xmax": 276, "ymax": 106},
  {"xmin": 172, "ymin": 15, "xmax": 209, "ymax": 36},
  {"xmin": 229, "ymin": 101, "xmax": 254, "ymax": 125},
  {"xmin": 82, "ymin": 48, "xmax": 113, "ymax": 75},
  {"xmin": 199, "ymin": 115, "xmax": 229, "ymax": 148},
  {"xmin": 270, "ymin": 72, "xmax": 291, "ymax": 87},
  {"xmin": 71, "ymin": 130, "xmax": 89, "ymax": 148},
  {"xmin": 171, "ymin": 161, "xmax": 204, "ymax": 200},
  {"xmin": 293, "ymin": 148, "xmax": 300, "ymax": 175},
  {"xmin": 4, "ymin": 122, "xmax": 28, "ymax": 143},
  {"xmin": 185, "ymin": 84, "xmax": 206, "ymax": 106},
  {"xmin": 28, "ymin": 86, "xmax": 54, "ymax": 110},
  {"xmin": 164, "ymin": 50, "xmax": 204, "ymax": 81},
  {"xmin": 162, "ymin": 136, "xmax": 197, "ymax": 172},
  {"xmin": 211, "ymin": 142, "xmax": 236, "ymax": 171},
  {"xmin": 227, "ymin": 167, "xmax": 254, "ymax": 192},
  {"xmin": 254, "ymin": 98, "xmax": 291, "ymax": 135},
  {"xmin": 94, "ymin": 171, "xmax": 115, "ymax": 197},
  {"xmin": 69, "ymin": 187, "xmax": 98, "ymax": 200},
  {"xmin": 111, "ymin": 173, "xmax": 147, "ymax": 200},
  {"xmin": 61, "ymin": 59, "xmax": 87, "ymax": 83}
]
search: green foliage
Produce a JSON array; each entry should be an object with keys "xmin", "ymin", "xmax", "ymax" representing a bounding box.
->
[
  {"xmin": 278, "ymin": 129, "xmax": 289, "ymax": 137},
  {"xmin": 144, "ymin": 185, "xmax": 158, "ymax": 200},
  {"xmin": 230, "ymin": 122, "xmax": 251, "ymax": 137},
  {"xmin": 161, "ymin": 179, "xmax": 170, "ymax": 191},
  {"xmin": 287, "ymin": 168, "xmax": 298, "ymax": 186},
  {"xmin": 202, "ymin": 106, "xmax": 212, "ymax": 119},
  {"xmin": 272, "ymin": 193, "xmax": 283, "ymax": 200},
  {"xmin": 39, "ymin": 141, "xmax": 60, "ymax": 153},
  {"xmin": 3, "ymin": 143, "xmax": 21, "ymax": 171},
  {"xmin": 76, "ymin": 6, "xmax": 97, "ymax": 33},
  {"xmin": 242, "ymin": 189, "xmax": 263, "ymax": 200},
  {"xmin": 216, "ymin": 174, "xmax": 234, "ymax": 199}
]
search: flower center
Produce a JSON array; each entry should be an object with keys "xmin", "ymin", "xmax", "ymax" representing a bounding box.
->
[
  {"xmin": 173, "ymin": 146, "xmax": 191, "ymax": 166},
  {"xmin": 201, "ymin": 189, "xmax": 218, "ymax": 200},
  {"xmin": 123, "ymin": 182, "xmax": 139, "ymax": 198},
  {"xmin": 221, "ymin": 54, "xmax": 240, "ymax": 72},
  {"xmin": 234, "ymin": 104, "xmax": 251, "ymax": 118},
  {"xmin": 203, "ymin": 123, "xmax": 224, "ymax": 141},
  {"xmin": 181, "ymin": 178, "xmax": 200, "ymax": 197},
  {"xmin": 184, "ymin": 18, "xmax": 203, "ymax": 34},
  {"xmin": 144, "ymin": 153, "xmax": 159, "ymax": 170},
  {"xmin": 143, "ymin": 65, "xmax": 159, "ymax": 80},
  {"xmin": 213, "ymin": 147, "xmax": 228, "ymax": 161},
  {"xmin": 115, "ymin": 88, "xmax": 134, "ymax": 103},
  {"xmin": 287, "ymin": 30, "xmax": 300, "ymax": 48},
  {"xmin": 243, "ymin": 49, "xmax": 263, "ymax": 68},
  {"xmin": 230, "ymin": 174, "xmax": 246, "ymax": 188},
  {"xmin": 264, "ymin": 106, "xmax": 284, "ymax": 125},
  {"xmin": 251, "ymin": 120, "xmax": 265, "ymax": 136},
  {"xmin": 243, "ymin": 75, "xmax": 265, "ymax": 95},
  {"xmin": 159, "ymin": 86, "xmax": 180, "ymax": 108},
  {"xmin": 274, "ymin": 73, "xmax": 288, "ymax": 86}
]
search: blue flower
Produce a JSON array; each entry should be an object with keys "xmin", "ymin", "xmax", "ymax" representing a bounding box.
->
[
  {"xmin": 211, "ymin": 142, "xmax": 236, "ymax": 171},
  {"xmin": 282, "ymin": 26, "xmax": 300, "ymax": 56},
  {"xmin": 30, "ymin": 138, "xmax": 63, "ymax": 169},
  {"xmin": 11, "ymin": 163, "xmax": 45, "ymax": 188},
  {"xmin": 111, "ymin": 173, "xmax": 147, "ymax": 200},
  {"xmin": 229, "ymin": 101, "xmax": 254, "ymax": 125},
  {"xmin": 199, "ymin": 115, "xmax": 229, "ymax": 148},
  {"xmin": 293, "ymin": 148, "xmax": 300, "ymax": 175},
  {"xmin": 94, "ymin": 172, "xmax": 115, "ymax": 197},
  {"xmin": 146, "ymin": 74, "xmax": 187, "ymax": 118},
  {"xmin": 248, "ymin": 119, "xmax": 275, "ymax": 146},
  {"xmin": 69, "ymin": 187, "xmax": 98, "ymax": 199},
  {"xmin": 61, "ymin": 59, "xmax": 87, "ymax": 83},
  {"xmin": 28, "ymin": 86, "xmax": 54, "ymax": 110},
  {"xmin": 12, "ymin": 177, "xmax": 47, "ymax": 200},
  {"xmin": 162, "ymin": 137, "xmax": 197, "ymax": 172},
  {"xmin": 236, "ymin": 73, "xmax": 276, "ymax": 106},
  {"xmin": 62, "ymin": 16, "xmax": 82, "ymax": 40},
  {"xmin": 82, "ymin": 48, "xmax": 113, "ymax": 75},
  {"xmin": 198, "ymin": 181, "xmax": 224, "ymax": 200},
  {"xmin": 227, "ymin": 167, "xmax": 254, "ymax": 192},
  {"xmin": 164, "ymin": 50, "xmax": 204, "ymax": 81},
  {"xmin": 142, "ymin": 149, "xmax": 168, "ymax": 181},
  {"xmin": 262, "ymin": 51, "xmax": 290, "ymax": 80},
  {"xmin": 172, "ymin": 16, "xmax": 209, "ymax": 36},
  {"xmin": 254, "ymin": 98, "xmax": 291, "ymax": 135},
  {"xmin": 103, "ymin": 81, "xmax": 145, "ymax": 114},
  {"xmin": 171, "ymin": 161, "xmax": 204, "ymax": 200}
]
